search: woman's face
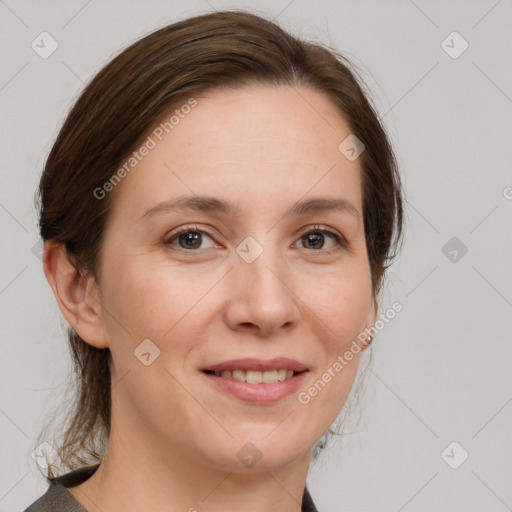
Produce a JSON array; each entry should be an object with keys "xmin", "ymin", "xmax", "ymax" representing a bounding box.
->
[{"xmin": 93, "ymin": 84, "xmax": 377, "ymax": 471}]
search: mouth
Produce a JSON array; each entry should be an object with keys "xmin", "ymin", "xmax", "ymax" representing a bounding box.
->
[{"xmin": 200, "ymin": 358, "xmax": 309, "ymax": 403}]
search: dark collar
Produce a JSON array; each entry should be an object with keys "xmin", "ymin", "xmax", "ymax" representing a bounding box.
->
[{"xmin": 302, "ymin": 485, "xmax": 319, "ymax": 512}]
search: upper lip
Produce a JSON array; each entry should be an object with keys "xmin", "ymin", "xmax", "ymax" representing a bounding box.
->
[{"xmin": 201, "ymin": 357, "xmax": 308, "ymax": 373}]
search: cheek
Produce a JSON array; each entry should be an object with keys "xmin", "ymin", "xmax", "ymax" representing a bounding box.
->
[
  {"xmin": 101, "ymin": 258, "xmax": 219, "ymax": 356},
  {"xmin": 298, "ymin": 263, "xmax": 372, "ymax": 340},
  {"xmin": 296, "ymin": 264, "xmax": 370, "ymax": 403}
]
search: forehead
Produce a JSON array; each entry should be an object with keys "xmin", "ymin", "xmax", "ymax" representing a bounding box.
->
[
  {"xmin": 182, "ymin": 84, "xmax": 354, "ymax": 158},
  {"xmin": 109, "ymin": 85, "xmax": 363, "ymax": 220}
]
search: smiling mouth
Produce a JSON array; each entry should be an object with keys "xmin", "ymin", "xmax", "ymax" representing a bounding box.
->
[{"xmin": 202, "ymin": 369, "xmax": 305, "ymax": 384}]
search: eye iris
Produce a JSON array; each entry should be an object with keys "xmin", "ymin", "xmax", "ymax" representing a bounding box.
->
[
  {"xmin": 303, "ymin": 232, "xmax": 324, "ymax": 249},
  {"xmin": 179, "ymin": 231, "xmax": 201, "ymax": 249}
]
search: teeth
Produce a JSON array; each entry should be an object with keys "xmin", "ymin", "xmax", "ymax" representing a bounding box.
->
[
  {"xmin": 211, "ymin": 368, "xmax": 297, "ymax": 383},
  {"xmin": 232, "ymin": 369, "xmax": 245, "ymax": 381},
  {"xmin": 246, "ymin": 370, "xmax": 263, "ymax": 384},
  {"xmin": 262, "ymin": 370, "xmax": 278, "ymax": 383}
]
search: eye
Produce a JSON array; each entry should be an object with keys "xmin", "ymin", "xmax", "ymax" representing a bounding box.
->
[
  {"xmin": 164, "ymin": 224, "xmax": 346, "ymax": 253},
  {"xmin": 164, "ymin": 225, "xmax": 218, "ymax": 251},
  {"xmin": 295, "ymin": 225, "xmax": 344, "ymax": 251}
]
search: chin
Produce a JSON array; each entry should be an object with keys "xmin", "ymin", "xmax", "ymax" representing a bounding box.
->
[{"xmin": 199, "ymin": 428, "xmax": 313, "ymax": 473}]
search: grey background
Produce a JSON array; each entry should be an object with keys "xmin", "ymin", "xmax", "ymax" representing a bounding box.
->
[{"xmin": 1, "ymin": 0, "xmax": 511, "ymax": 510}]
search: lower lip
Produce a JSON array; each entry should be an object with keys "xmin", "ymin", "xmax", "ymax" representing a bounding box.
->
[{"xmin": 202, "ymin": 371, "xmax": 308, "ymax": 403}]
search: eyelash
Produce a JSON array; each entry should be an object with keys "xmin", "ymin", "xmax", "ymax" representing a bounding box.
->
[{"xmin": 164, "ymin": 224, "xmax": 346, "ymax": 253}]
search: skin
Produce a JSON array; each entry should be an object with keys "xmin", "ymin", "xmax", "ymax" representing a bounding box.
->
[{"xmin": 44, "ymin": 84, "xmax": 377, "ymax": 512}]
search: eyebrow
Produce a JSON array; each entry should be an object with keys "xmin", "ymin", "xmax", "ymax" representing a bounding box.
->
[{"xmin": 139, "ymin": 195, "xmax": 360, "ymax": 223}]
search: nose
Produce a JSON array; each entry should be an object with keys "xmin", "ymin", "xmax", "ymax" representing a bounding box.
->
[{"xmin": 223, "ymin": 246, "xmax": 301, "ymax": 337}]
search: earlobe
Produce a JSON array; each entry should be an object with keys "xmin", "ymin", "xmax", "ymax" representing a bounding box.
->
[
  {"xmin": 361, "ymin": 296, "xmax": 378, "ymax": 351},
  {"xmin": 43, "ymin": 240, "xmax": 109, "ymax": 349}
]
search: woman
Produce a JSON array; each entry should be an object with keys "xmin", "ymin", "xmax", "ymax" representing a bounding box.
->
[{"xmin": 24, "ymin": 9, "xmax": 404, "ymax": 512}]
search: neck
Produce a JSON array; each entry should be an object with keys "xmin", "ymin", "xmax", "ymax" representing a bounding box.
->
[{"xmin": 67, "ymin": 407, "xmax": 311, "ymax": 512}]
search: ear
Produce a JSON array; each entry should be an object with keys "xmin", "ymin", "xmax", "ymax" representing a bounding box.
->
[
  {"xmin": 43, "ymin": 240, "xmax": 109, "ymax": 349},
  {"xmin": 360, "ymin": 296, "xmax": 378, "ymax": 352}
]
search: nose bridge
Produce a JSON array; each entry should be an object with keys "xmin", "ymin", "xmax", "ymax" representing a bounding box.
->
[
  {"xmin": 228, "ymin": 234, "xmax": 299, "ymax": 332},
  {"xmin": 249, "ymin": 249, "xmax": 286, "ymax": 296}
]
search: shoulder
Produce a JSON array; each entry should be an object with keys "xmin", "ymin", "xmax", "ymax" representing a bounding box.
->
[
  {"xmin": 23, "ymin": 480, "xmax": 86, "ymax": 512},
  {"xmin": 23, "ymin": 465, "xmax": 99, "ymax": 512}
]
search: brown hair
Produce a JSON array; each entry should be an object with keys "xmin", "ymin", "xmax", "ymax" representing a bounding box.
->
[{"xmin": 35, "ymin": 8, "xmax": 405, "ymax": 479}]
